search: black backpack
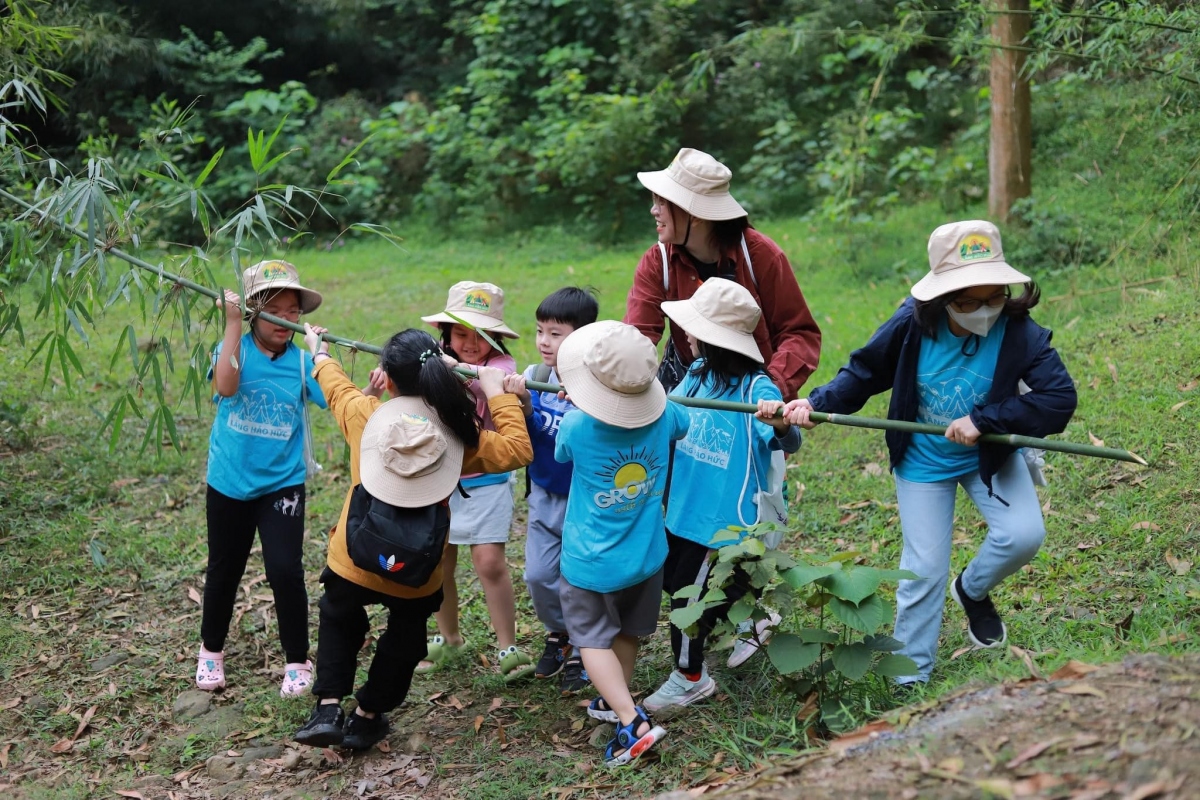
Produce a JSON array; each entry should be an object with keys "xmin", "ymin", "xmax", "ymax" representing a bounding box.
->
[{"xmin": 344, "ymin": 483, "xmax": 451, "ymax": 588}]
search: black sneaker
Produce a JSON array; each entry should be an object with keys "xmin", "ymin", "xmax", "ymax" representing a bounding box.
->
[
  {"xmin": 535, "ymin": 632, "xmax": 567, "ymax": 679},
  {"xmin": 559, "ymin": 652, "xmax": 590, "ymax": 695},
  {"xmin": 342, "ymin": 710, "xmax": 389, "ymax": 751},
  {"xmin": 294, "ymin": 701, "xmax": 346, "ymax": 747},
  {"xmin": 950, "ymin": 572, "xmax": 1007, "ymax": 648}
]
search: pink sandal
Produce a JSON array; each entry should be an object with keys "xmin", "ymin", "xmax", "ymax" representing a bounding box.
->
[
  {"xmin": 280, "ymin": 660, "xmax": 314, "ymax": 697},
  {"xmin": 196, "ymin": 646, "xmax": 226, "ymax": 691}
]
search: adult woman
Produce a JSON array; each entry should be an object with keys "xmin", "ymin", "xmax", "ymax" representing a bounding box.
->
[
  {"xmin": 624, "ymin": 148, "xmax": 822, "ymax": 398},
  {"xmin": 784, "ymin": 220, "xmax": 1077, "ymax": 686}
]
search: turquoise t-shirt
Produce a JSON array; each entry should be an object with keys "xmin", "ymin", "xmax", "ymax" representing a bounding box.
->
[
  {"xmin": 555, "ymin": 403, "xmax": 690, "ymax": 593},
  {"xmin": 666, "ymin": 368, "xmax": 796, "ymax": 546},
  {"xmin": 895, "ymin": 315, "xmax": 1007, "ymax": 483},
  {"xmin": 206, "ymin": 335, "xmax": 327, "ymax": 500}
]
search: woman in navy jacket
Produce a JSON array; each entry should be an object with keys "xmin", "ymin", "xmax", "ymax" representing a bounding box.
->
[{"xmin": 785, "ymin": 220, "xmax": 1076, "ymax": 686}]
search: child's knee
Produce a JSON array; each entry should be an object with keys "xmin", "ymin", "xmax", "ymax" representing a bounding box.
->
[{"xmin": 472, "ymin": 544, "xmax": 509, "ymax": 582}]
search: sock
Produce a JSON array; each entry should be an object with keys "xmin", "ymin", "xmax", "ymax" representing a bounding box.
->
[{"xmin": 682, "ymin": 669, "xmax": 703, "ymax": 682}]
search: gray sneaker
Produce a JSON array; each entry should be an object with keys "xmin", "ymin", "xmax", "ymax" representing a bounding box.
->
[{"xmin": 643, "ymin": 665, "xmax": 716, "ymax": 712}]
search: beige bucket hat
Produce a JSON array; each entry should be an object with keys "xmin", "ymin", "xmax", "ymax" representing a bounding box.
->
[
  {"xmin": 637, "ymin": 148, "xmax": 748, "ymax": 221},
  {"xmin": 242, "ymin": 260, "xmax": 323, "ymax": 314},
  {"xmin": 911, "ymin": 220, "xmax": 1031, "ymax": 301},
  {"xmin": 661, "ymin": 278, "xmax": 764, "ymax": 363},
  {"xmin": 421, "ymin": 281, "xmax": 520, "ymax": 339},
  {"xmin": 359, "ymin": 396, "xmax": 465, "ymax": 508},
  {"xmin": 556, "ymin": 320, "xmax": 667, "ymax": 429}
]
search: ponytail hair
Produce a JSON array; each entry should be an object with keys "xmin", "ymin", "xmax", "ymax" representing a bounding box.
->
[
  {"xmin": 685, "ymin": 340, "xmax": 761, "ymax": 397},
  {"xmin": 380, "ymin": 329, "xmax": 481, "ymax": 449}
]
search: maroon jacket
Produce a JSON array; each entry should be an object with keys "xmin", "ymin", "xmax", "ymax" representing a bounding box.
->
[{"xmin": 623, "ymin": 227, "xmax": 822, "ymax": 398}]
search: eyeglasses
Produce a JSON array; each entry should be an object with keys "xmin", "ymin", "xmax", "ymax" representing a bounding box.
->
[{"xmin": 949, "ymin": 291, "xmax": 1009, "ymax": 313}]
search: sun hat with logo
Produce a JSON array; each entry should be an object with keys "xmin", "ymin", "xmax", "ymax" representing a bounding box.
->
[
  {"xmin": 637, "ymin": 148, "xmax": 748, "ymax": 222},
  {"xmin": 241, "ymin": 260, "xmax": 323, "ymax": 314},
  {"xmin": 556, "ymin": 320, "xmax": 667, "ymax": 429},
  {"xmin": 661, "ymin": 278, "xmax": 764, "ymax": 363},
  {"xmin": 359, "ymin": 396, "xmax": 466, "ymax": 508},
  {"xmin": 911, "ymin": 220, "xmax": 1031, "ymax": 301},
  {"xmin": 420, "ymin": 281, "xmax": 520, "ymax": 339}
]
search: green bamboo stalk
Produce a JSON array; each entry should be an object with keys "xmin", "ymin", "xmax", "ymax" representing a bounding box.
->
[{"xmin": 3, "ymin": 188, "xmax": 1147, "ymax": 466}]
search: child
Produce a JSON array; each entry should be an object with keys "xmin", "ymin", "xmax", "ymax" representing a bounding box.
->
[
  {"xmin": 199, "ymin": 260, "xmax": 326, "ymax": 696},
  {"xmin": 416, "ymin": 281, "xmax": 534, "ymax": 681},
  {"xmin": 554, "ymin": 320, "xmax": 690, "ymax": 766},
  {"xmin": 506, "ymin": 287, "xmax": 599, "ymax": 694},
  {"xmin": 643, "ymin": 279, "xmax": 802, "ymax": 712},
  {"xmin": 785, "ymin": 220, "xmax": 1077, "ymax": 688},
  {"xmin": 293, "ymin": 325, "xmax": 533, "ymax": 750}
]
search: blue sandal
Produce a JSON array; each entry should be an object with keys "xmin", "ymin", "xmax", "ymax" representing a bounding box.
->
[
  {"xmin": 587, "ymin": 697, "xmax": 618, "ymax": 724},
  {"xmin": 604, "ymin": 706, "xmax": 666, "ymax": 767}
]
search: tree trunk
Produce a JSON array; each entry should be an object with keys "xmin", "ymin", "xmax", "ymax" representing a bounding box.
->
[{"xmin": 988, "ymin": 0, "xmax": 1032, "ymax": 224}]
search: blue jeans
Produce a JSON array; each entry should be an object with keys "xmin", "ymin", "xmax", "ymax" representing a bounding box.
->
[{"xmin": 892, "ymin": 453, "xmax": 1045, "ymax": 682}]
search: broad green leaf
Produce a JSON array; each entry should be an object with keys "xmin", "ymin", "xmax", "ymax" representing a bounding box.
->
[
  {"xmin": 796, "ymin": 627, "xmax": 839, "ymax": 644},
  {"xmin": 709, "ymin": 528, "xmax": 741, "ymax": 544},
  {"xmin": 669, "ymin": 602, "xmax": 706, "ymax": 632},
  {"xmin": 816, "ymin": 566, "xmax": 884, "ymax": 603},
  {"xmin": 831, "ymin": 642, "xmax": 873, "ymax": 680},
  {"xmin": 782, "ymin": 563, "xmax": 838, "ymax": 589},
  {"xmin": 672, "ymin": 584, "xmax": 703, "ymax": 600},
  {"xmin": 828, "ymin": 594, "xmax": 886, "ymax": 633},
  {"xmin": 766, "ymin": 634, "xmax": 820, "ymax": 675},
  {"xmin": 864, "ymin": 634, "xmax": 904, "ymax": 652},
  {"xmin": 874, "ymin": 654, "xmax": 920, "ymax": 678},
  {"xmin": 820, "ymin": 697, "xmax": 856, "ymax": 734},
  {"xmin": 727, "ymin": 595, "xmax": 755, "ymax": 625}
]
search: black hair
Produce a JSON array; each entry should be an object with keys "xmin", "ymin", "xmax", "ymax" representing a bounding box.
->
[
  {"xmin": 710, "ymin": 216, "xmax": 752, "ymax": 257},
  {"xmin": 536, "ymin": 286, "xmax": 599, "ymax": 328},
  {"xmin": 913, "ymin": 281, "xmax": 1041, "ymax": 339},
  {"xmin": 439, "ymin": 322, "xmax": 511, "ymax": 359},
  {"xmin": 381, "ymin": 329, "xmax": 481, "ymax": 449},
  {"xmin": 684, "ymin": 339, "xmax": 762, "ymax": 397}
]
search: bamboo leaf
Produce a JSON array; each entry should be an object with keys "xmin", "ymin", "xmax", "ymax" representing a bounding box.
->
[
  {"xmin": 444, "ymin": 311, "xmax": 503, "ymax": 354},
  {"xmin": 194, "ymin": 147, "xmax": 224, "ymax": 188},
  {"xmin": 327, "ymin": 134, "xmax": 373, "ymax": 182}
]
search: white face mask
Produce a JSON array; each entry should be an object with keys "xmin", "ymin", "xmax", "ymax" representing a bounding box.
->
[{"xmin": 947, "ymin": 303, "xmax": 1003, "ymax": 337}]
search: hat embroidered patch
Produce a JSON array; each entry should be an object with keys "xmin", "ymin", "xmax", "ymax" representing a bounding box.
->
[
  {"xmin": 401, "ymin": 413, "xmax": 429, "ymax": 424},
  {"xmin": 463, "ymin": 290, "xmax": 492, "ymax": 312},
  {"xmin": 958, "ymin": 235, "xmax": 993, "ymax": 261},
  {"xmin": 260, "ymin": 261, "xmax": 291, "ymax": 280}
]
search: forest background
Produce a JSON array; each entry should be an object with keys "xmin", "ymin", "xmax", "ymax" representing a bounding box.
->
[{"xmin": 1, "ymin": 1, "xmax": 1199, "ymax": 799}]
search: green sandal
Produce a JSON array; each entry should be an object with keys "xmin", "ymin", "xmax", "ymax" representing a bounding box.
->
[
  {"xmin": 415, "ymin": 635, "xmax": 467, "ymax": 675},
  {"xmin": 499, "ymin": 645, "xmax": 536, "ymax": 683}
]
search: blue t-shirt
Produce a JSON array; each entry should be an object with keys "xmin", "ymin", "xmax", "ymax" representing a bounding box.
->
[
  {"xmin": 895, "ymin": 315, "xmax": 1007, "ymax": 483},
  {"xmin": 206, "ymin": 335, "xmax": 327, "ymax": 500},
  {"xmin": 555, "ymin": 403, "xmax": 690, "ymax": 593},
  {"xmin": 666, "ymin": 368, "xmax": 800, "ymax": 547},
  {"xmin": 523, "ymin": 364, "xmax": 576, "ymax": 497}
]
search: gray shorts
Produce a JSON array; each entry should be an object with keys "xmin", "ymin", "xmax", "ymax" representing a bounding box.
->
[
  {"xmin": 560, "ymin": 569, "xmax": 664, "ymax": 650},
  {"xmin": 449, "ymin": 478, "xmax": 514, "ymax": 545}
]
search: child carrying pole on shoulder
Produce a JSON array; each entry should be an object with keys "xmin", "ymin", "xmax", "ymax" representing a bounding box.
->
[
  {"xmin": 554, "ymin": 320, "xmax": 690, "ymax": 766},
  {"xmin": 504, "ymin": 288, "xmax": 599, "ymax": 693},
  {"xmin": 199, "ymin": 260, "xmax": 326, "ymax": 697},
  {"xmin": 292, "ymin": 325, "xmax": 532, "ymax": 750},
  {"xmin": 644, "ymin": 279, "xmax": 802, "ymax": 713}
]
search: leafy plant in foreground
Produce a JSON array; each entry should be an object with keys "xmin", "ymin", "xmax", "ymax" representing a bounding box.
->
[{"xmin": 670, "ymin": 522, "xmax": 919, "ymax": 734}]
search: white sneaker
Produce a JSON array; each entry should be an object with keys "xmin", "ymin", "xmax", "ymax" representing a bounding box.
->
[
  {"xmin": 643, "ymin": 665, "xmax": 717, "ymax": 712},
  {"xmin": 727, "ymin": 612, "xmax": 782, "ymax": 668}
]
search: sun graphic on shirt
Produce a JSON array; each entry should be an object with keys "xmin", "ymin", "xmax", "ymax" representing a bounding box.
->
[{"xmin": 596, "ymin": 447, "xmax": 662, "ymax": 502}]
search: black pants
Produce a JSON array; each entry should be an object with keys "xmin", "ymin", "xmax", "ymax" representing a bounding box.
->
[
  {"xmin": 663, "ymin": 531, "xmax": 753, "ymax": 673},
  {"xmin": 202, "ymin": 484, "xmax": 309, "ymax": 664},
  {"xmin": 311, "ymin": 568, "xmax": 443, "ymax": 714}
]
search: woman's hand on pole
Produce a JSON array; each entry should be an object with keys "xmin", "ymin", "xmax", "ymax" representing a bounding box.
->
[
  {"xmin": 944, "ymin": 415, "xmax": 982, "ymax": 446},
  {"xmin": 783, "ymin": 398, "xmax": 821, "ymax": 429},
  {"xmin": 475, "ymin": 365, "xmax": 506, "ymax": 399}
]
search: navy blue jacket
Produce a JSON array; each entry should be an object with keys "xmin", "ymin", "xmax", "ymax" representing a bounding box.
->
[{"xmin": 808, "ymin": 298, "xmax": 1077, "ymax": 493}]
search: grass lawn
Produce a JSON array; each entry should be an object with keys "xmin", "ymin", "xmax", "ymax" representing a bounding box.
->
[{"xmin": 1, "ymin": 82, "xmax": 1198, "ymax": 798}]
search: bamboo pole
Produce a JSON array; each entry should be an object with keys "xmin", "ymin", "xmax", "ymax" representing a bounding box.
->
[{"xmin": 2, "ymin": 188, "xmax": 1147, "ymax": 465}]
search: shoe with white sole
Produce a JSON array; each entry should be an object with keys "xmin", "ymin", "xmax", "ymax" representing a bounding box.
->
[
  {"xmin": 643, "ymin": 665, "xmax": 716, "ymax": 713},
  {"xmin": 727, "ymin": 611, "xmax": 782, "ymax": 668}
]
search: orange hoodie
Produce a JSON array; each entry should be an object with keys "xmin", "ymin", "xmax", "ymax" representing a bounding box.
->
[{"xmin": 314, "ymin": 358, "xmax": 533, "ymax": 598}]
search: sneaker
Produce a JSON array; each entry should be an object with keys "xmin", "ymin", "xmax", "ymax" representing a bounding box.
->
[
  {"xmin": 560, "ymin": 652, "xmax": 590, "ymax": 694},
  {"xmin": 727, "ymin": 611, "xmax": 782, "ymax": 668},
  {"xmin": 950, "ymin": 572, "xmax": 1007, "ymax": 648},
  {"xmin": 535, "ymin": 633, "xmax": 568, "ymax": 679},
  {"xmin": 293, "ymin": 701, "xmax": 346, "ymax": 748},
  {"xmin": 604, "ymin": 707, "xmax": 666, "ymax": 767},
  {"xmin": 342, "ymin": 710, "xmax": 389, "ymax": 751},
  {"xmin": 643, "ymin": 666, "xmax": 717, "ymax": 713},
  {"xmin": 498, "ymin": 645, "xmax": 536, "ymax": 683},
  {"xmin": 280, "ymin": 660, "xmax": 314, "ymax": 697},
  {"xmin": 195, "ymin": 646, "xmax": 225, "ymax": 692}
]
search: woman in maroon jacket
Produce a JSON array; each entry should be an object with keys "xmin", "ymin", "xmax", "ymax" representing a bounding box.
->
[{"xmin": 623, "ymin": 148, "xmax": 822, "ymax": 398}]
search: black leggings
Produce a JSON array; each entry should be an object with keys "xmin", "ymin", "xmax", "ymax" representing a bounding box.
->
[
  {"xmin": 663, "ymin": 531, "xmax": 753, "ymax": 673},
  {"xmin": 311, "ymin": 569, "xmax": 443, "ymax": 713},
  {"xmin": 202, "ymin": 484, "xmax": 309, "ymax": 664}
]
